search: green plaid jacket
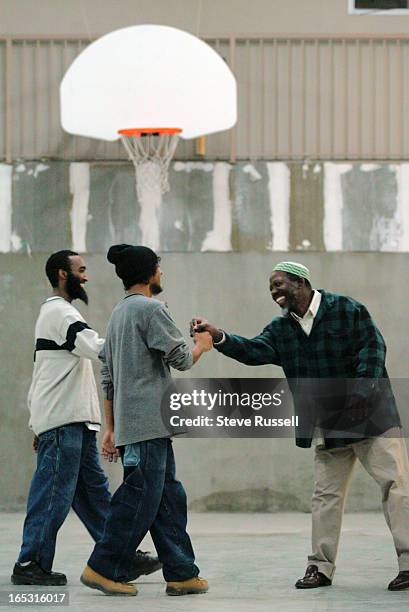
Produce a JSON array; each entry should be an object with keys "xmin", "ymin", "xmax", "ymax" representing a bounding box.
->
[{"xmin": 216, "ymin": 290, "xmax": 400, "ymax": 447}]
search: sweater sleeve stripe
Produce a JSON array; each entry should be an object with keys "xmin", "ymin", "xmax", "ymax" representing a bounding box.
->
[
  {"xmin": 35, "ymin": 322, "xmax": 92, "ymax": 358},
  {"xmin": 61, "ymin": 321, "xmax": 91, "ymax": 352}
]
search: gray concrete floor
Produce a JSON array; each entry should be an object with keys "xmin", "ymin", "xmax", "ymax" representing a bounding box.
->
[{"xmin": 1, "ymin": 512, "xmax": 409, "ymax": 611}]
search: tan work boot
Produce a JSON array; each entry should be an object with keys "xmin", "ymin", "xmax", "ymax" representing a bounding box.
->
[
  {"xmin": 80, "ymin": 565, "xmax": 137, "ymax": 596},
  {"xmin": 166, "ymin": 576, "xmax": 209, "ymax": 596}
]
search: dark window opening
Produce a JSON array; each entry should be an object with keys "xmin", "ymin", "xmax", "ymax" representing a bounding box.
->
[{"xmin": 355, "ymin": 0, "xmax": 408, "ymax": 9}]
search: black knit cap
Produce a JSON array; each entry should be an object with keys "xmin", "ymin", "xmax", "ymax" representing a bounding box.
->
[{"xmin": 107, "ymin": 244, "xmax": 160, "ymax": 287}]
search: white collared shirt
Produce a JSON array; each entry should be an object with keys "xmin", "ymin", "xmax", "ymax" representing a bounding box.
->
[{"xmin": 290, "ymin": 290, "xmax": 321, "ymax": 336}]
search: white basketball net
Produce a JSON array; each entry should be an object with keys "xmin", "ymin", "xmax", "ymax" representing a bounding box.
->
[{"xmin": 120, "ymin": 132, "xmax": 180, "ymax": 201}]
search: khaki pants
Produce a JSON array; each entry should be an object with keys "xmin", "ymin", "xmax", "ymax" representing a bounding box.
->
[{"xmin": 309, "ymin": 429, "xmax": 409, "ymax": 579}]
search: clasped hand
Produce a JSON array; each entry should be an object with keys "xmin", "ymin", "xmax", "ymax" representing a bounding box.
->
[{"xmin": 190, "ymin": 317, "xmax": 222, "ymax": 344}]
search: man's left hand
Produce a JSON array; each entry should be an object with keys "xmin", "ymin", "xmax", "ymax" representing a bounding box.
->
[{"xmin": 101, "ymin": 429, "xmax": 120, "ymax": 463}]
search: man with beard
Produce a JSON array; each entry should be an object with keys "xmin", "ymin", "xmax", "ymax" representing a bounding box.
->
[
  {"xmin": 12, "ymin": 250, "xmax": 160, "ymax": 586},
  {"xmin": 80, "ymin": 244, "xmax": 211, "ymax": 597},
  {"xmin": 192, "ymin": 261, "xmax": 409, "ymax": 592}
]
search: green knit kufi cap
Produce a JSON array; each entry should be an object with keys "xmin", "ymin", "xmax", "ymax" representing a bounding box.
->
[{"xmin": 273, "ymin": 261, "xmax": 311, "ymax": 282}]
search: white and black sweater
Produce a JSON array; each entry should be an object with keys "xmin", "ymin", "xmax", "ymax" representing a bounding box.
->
[{"xmin": 27, "ymin": 296, "xmax": 104, "ymax": 435}]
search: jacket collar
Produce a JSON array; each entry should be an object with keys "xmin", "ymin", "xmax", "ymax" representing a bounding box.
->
[
  {"xmin": 284, "ymin": 289, "xmax": 335, "ymax": 329},
  {"xmin": 311, "ymin": 290, "xmax": 329, "ymax": 330}
]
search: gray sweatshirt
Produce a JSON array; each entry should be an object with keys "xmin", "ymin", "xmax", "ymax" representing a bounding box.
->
[{"xmin": 100, "ymin": 293, "xmax": 193, "ymax": 445}]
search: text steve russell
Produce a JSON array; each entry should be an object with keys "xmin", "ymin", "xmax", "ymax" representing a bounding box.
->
[{"xmin": 169, "ymin": 415, "xmax": 299, "ymax": 428}]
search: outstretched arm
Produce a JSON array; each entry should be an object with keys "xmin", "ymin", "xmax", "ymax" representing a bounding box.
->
[
  {"xmin": 193, "ymin": 318, "xmax": 281, "ymax": 367},
  {"xmin": 146, "ymin": 304, "xmax": 212, "ymax": 371}
]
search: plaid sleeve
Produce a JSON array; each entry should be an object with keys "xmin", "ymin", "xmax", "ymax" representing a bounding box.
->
[
  {"xmin": 215, "ymin": 324, "xmax": 281, "ymax": 366},
  {"xmin": 352, "ymin": 304, "xmax": 386, "ymax": 391}
]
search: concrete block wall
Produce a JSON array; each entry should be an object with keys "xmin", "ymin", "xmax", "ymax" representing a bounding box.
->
[{"xmin": 0, "ymin": 160, "xmax": 408, "ymax": 512}]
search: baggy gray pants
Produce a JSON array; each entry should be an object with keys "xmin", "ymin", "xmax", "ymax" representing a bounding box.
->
[{"xmin": 308, "ymin": 429, "xmax": 409, "ymax": 579}]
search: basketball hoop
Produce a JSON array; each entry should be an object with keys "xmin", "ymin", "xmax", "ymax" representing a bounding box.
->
[{"xmin": 118, "ymin": 128, "xmax": 182, "ymax": 199}]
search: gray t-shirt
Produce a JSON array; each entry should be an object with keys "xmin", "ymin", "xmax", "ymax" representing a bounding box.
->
[{"xmin": 100, "ymin": 293, "xmax": 193, "ymax": 445}]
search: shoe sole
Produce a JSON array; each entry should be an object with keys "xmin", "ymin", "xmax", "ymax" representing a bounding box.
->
[
  {"xmin": 125, "ymin": 562, "xmax": 163, "ymax": 581},
  {"xmin": 388, "ymin": 585, "xmax": 409, "ymax": 591},
  {"xmin": 295, "ymin": 582, "xmax": 331, "ymax": 589},
  {"xmin": 11, "ymin": 575, "xmax": 67, "ymax": 586},
  {"xmin": 166, "ymin": 587, "xmax": 208, "ymax": 596},
  {"xmin": 80, "ymin": 575, "xmax": 137, "ymax": 596}
]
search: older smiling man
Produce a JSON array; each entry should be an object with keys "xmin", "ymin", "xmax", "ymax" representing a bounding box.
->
[{"xmin": 193, "ymin": 261, "xmax": 409, "ymax": 592}]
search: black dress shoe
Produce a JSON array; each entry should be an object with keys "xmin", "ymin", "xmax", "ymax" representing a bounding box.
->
[
  {"xmin": 295, "ymin": 564, "xmax": 332, "ymax": 589},
  {"xmin": 388, "ymin": 571, "xmax": 409, "ymax": 591},
  {"xmin": 124, "ymin": 550, "xmax": 162, "ymax": 582},
  {"xmin": 11, "ymin": 561, "xmax": 67, "ymax": 586}
]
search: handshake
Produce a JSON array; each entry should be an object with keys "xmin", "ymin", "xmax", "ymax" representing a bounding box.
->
[{"xmin": 189, "ymin": 317, "xmax": 224, "ymax": 351}]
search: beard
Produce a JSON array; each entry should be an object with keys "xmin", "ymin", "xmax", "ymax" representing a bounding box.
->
[
  {"xmin": 66, "ymin": 272, "xmax": 89, "ymax": 304},
  {"xmin": 150, "ymin": 282, "xmax": 163, "ymax": 296},
  {"xmin": 275, "ymin": 292, "xmax": 297, "ymax": 314}
]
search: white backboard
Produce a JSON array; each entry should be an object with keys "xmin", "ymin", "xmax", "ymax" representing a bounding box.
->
[{"xmin": 60, "ymin": 25, "xmax": 237, "ymax": 141}]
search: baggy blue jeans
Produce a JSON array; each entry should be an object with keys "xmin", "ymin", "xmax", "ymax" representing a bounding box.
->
[
  {"xmin": 87, "ymin": 437, "xmax": 199, "ymax": 582},
  {"xmin": 18, "ymin": 423, "xmax": 111, "ymax": 571}
]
